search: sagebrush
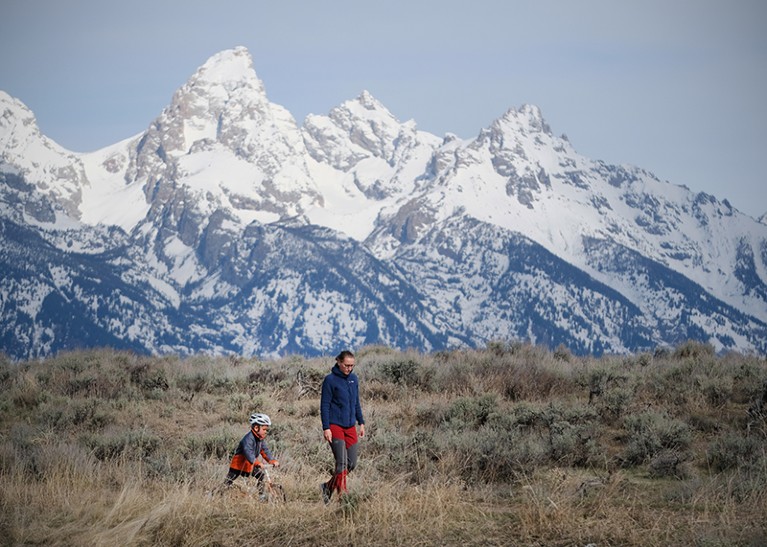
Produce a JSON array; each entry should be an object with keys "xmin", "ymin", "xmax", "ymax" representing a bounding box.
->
[{"xmin": 1, "ymin": 342, "xmax": 766, "ymax": 546}]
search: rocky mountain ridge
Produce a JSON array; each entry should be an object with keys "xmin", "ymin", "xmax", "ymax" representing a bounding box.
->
[{"xmin": 1, "ymin": 46, "xmax": 765, "ymax": 360}]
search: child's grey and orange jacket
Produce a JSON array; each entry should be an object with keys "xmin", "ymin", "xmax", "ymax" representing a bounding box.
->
[{"xmin": 228, "ymin": 430, "xmax": 276, "ymax": 474}]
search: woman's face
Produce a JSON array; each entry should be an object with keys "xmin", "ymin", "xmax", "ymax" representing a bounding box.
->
[{"xmin": 338, "ymin": 356, "xmax": 355, "ymax": 375}]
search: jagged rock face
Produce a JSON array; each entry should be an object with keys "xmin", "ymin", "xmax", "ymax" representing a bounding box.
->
[
  {"xmin": 1, "ymin": 47, "xmax": 766, "ymax": 361},
  {"xmin": 302, "ymin": 90, "xmax": 440, "ymax": 204},
  {"xmin": 0, "ymin": 92, "xmax": 88, "ymax": 219},
  {"xmin": 121, "ymin": 48, "xmax": 327, "ymax": 275}
]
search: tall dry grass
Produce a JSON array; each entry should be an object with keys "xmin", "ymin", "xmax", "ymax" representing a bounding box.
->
[{"xmin": 1, "ymin": 342, "xmax": 766, "ymax": 546}]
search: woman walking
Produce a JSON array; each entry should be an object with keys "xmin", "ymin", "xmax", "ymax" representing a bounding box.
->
[{"xmin": 320, "ymin": 350, "xmax": 365, "ymax": 503}]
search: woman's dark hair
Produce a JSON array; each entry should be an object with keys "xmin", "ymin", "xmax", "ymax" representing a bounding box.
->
[{"xmin": 336, "ymin": 350, "xmax": 354, "ymax": 362}]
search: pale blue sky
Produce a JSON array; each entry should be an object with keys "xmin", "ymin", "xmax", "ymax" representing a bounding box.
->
[{"xmin": 1, "ymin": 0, "xmax": 765, "ymax": 218}]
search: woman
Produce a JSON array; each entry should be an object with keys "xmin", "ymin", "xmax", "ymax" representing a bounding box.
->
[{"xmin": 320, "ymin": 350, "xmax": 365, "ymax": 503}]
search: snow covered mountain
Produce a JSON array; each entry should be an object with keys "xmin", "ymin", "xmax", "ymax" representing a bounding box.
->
[{"xmin": 1, "ymin": 46, "xmax": 766, "ymax": 360}]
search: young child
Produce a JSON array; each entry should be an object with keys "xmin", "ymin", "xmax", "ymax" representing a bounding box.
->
[{"xmin": 224, "ymin": 412, "xmax": 279, "ymax": 498}]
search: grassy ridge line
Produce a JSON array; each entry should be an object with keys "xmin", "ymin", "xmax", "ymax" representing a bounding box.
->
[{"xmin": 0, "ymin": 341, "xmax": 766, "ymax": 545}]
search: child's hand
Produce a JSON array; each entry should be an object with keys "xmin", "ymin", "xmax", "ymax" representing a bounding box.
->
[{"xmin": 271, "ymin": 460, "xmax": 280, "ymax": 467}]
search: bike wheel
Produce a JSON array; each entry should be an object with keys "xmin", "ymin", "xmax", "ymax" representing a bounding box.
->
[{"xmin": 265, "ymin": 482, "xmax": 287, "ymax": 503}]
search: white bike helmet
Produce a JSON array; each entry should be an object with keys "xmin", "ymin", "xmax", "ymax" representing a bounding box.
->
[{"xmin": 249, "ymin": 413, "xmax": 271, "ymax": 426}]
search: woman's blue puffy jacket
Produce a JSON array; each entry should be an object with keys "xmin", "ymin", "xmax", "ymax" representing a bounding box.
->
[{"xmin": 320, "ymin": 364, "xmax": 365, "ymax": 430}]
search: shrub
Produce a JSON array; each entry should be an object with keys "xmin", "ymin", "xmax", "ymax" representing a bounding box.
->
[
  {"xmin": 144, "ymin": 454, "xmax": 185, "ymax": 481},
  {"xmin": 731, "ymin": 359, "xmax": 767, "ymax": 404},
  {"xmin": 183, "ymin": 431, "xmax": 237, "ymax": 459},
  {"xmin": 440, "ymin": 425, "xmax": 545, "ymax": 483},
  {"xmin": 706, "ymin": 433, "xmax": 762, "ymax": 472},
  {"xmin": 445, "ymin": 395, "xmax": 497, "ymax": 428},
  {"xmin": 648, "ymin": 449, "xmax": 688, "ymax": 479},
  {"xmin": 595, "ymin": 386, "xmax": 634, "ymax": 422},
  {"xmin": 621, "ymin": 410, "xmax": 692, "ymax": 467},
  {"xmin": 546, "ymin": 419, "xmax": 603, "ymax": 468},
  {"xmin": 228, "ymin": 393, "xmax": 259, "ymax": 415},
  {"xmin": 700, "ymin": 375, "xmax": 733, "ymax": 408},
  {"xmin": 414, "ymin": 400, "xmax": 448, "ymax": 429},
  {"xmin": 247, "ymin": 366, "xmax": 288, "ymax": 387},
  {"xmin": 356, "ymin": 345, "xmax": 398, "ymax": 359},
  {"xmin": 6, "ymin": 424, "xmax": 44, "ymax": 479},
  {"xmin": 632, "ymin": 352, "xmax": 653, "ymax": 367},
  {"xmin": 374, "ymin": 358, "xmax": 421, "ymax": 386},
  {"xmin": 177, "ymin": 372, "xmax": 209, "ymax": 400},
  {"xmin": 83, "ymin": 429, "xmax": 161, "ymax": 461},
  {"xmin": 128, "ymin": 361, "xmax": 169, "ymax": 392},
  {"xmin": 432, "ymin": 359, "xmax": 474, "ymax": 394},
  {"xmin": 673, "ymin": 340, "xmax": 715, "ymax": 361},
  {"xmin": 367, "ymin": 429, "xmax": 439, "ymax": 483},
  {"xmin": 646, "ymin": 361, "xmax": 697, "ymax": 407},
  {"xmin": 553, "ymin": 344, "xmax": 572, "ymax": 362},
  {"xmin": 508, "ymin": 402, "xmax": 544, "ymax": 429},
  {"xmin": 360, "ymin": 378, "xmax": 401, "ymax": 401},
  {"xmin": 687, "ymin": 412, "xmax": 721, "ymax": 433},
  {"xmin": 39, "ymin": 397, "xmax": 114, "ymax": 431},
  {"xmin": 577, "ymin": 363, "xmax": 628, "ymax": 404},
  {"xmin": 493, "ymin": 402, "xmax": 603, "ymax": 468},
  {"xmin": 10, "ymin": 372, "xmax": 47, "ymax": 410}
]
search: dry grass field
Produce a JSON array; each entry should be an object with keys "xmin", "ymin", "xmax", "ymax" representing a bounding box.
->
[{"xmin": 1, "ymin": 341, "xmax": 766, "ymax": 546}]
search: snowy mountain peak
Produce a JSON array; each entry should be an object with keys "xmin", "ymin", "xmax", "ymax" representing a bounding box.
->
[
  {"xmin": 129, "ymin": 44, "xmax": 309, "ymax": 178},
  {"xmin": 115, "ymin": 46, "xmax": 322, "ymax": 258},
  {"xmin": 1, "ymin": 92, "xmax": 33, "ymax": 156},
  {"xmin": 188, "ymin": 46, "xmax": 264, "ymax": 92},
  {"xmin": 356, "ymin": 90, "xmax": 388, "ymax": 112},
  {"xmin": 1, "ymin": 91, "xmax": 50, "ymax": 155},
  {"xmin": 302, "ymin": 90, "xmax": 421, "ymax": 170},
  {"xmin": 145, "ymin": 46, "xmax": 280, "ymax": 158},
  {"xmin": 1, "ymin": 90, "xmax": 32, "ymax": 128},
  {"xmin": 337, "ymin": 90, "xmax": 401, "ymax": 128},
  {"xmin": 0, "ymin": 91, "xmax": 88, "ymax": 220},
  {"xmin": 494, "ymin": 104, "xmax": 552, "ymax": 136}
]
